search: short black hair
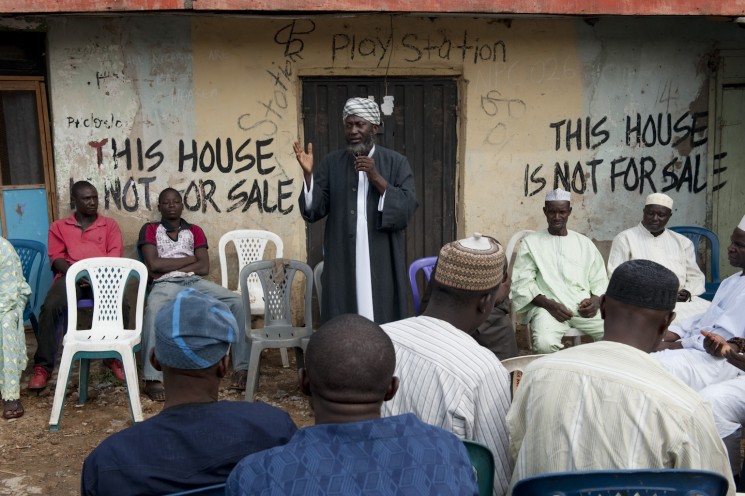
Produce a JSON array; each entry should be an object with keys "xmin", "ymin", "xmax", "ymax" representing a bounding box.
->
[
  {"xmin": 158, "ymin": 188, "xmax": 181, "ymax": 203},
  {"xmin": 71, "ymin": 180, "xmax": 95, "ymax": 199},
  {"xmin": 305, "ymin": 314, "xmax": 395, "ymax": 402}
]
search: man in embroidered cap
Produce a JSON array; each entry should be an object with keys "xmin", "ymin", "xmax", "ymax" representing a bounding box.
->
[
  {"xmin": 511, "ymin": 188, "xmax": 608, "ymax": 353},
  {"xmin": 381, "ymin": 233, "xmax": 513, "ymax": 496},
  {"xmin": 294, "ymin": 97, "xmax": 417, "ymax": 325},
  {"xmin": 651, "ymin": 215, "xmax": 745, "ymax": 477},
  {"xmin": 81, "ymin": 289, "xmax": 296, "ymax": 496},
  {"xmin": 508, "ymin": 260, "xmax": 735, "ymax": 494},
  {"xmin": 608, "ymin": 192, "xmax": 709, "ymax": 325}
]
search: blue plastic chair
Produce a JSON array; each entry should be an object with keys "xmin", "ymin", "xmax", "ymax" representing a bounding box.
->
[
  {"xmin": 463, "ymin": 439, "xmax": 495, "ymax": 496},
  {"xmin": 8, "ymin": 239, "xmax": 46, "ymax": 334},
  {"xmin": 408, "ymin": 256, "xmax": 438, "ymax": 314},
  {"xmin": 669, "ymin": 226, "xmax": 721, "ymax": 301},
  {"xmin": 166, "ymin": 483, "xmax": 226, "ymax": 496},
  {"xmin": 511, "ymin": 469, "xmax": 729, "ymax": 496}
]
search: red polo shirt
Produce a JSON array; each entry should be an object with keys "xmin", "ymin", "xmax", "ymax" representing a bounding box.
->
[{"xmin": 48, "ymin": 213, "xmax": 123, "ymax": 278}]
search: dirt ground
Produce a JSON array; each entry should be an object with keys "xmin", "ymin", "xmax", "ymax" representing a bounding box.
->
[
  {"xmin": 0, "ymin": 327, "xmax": 314, "ymax": 496},
  {"xmin": 0, "ymin": 323, "xmax": 537, "ymax": 496}
]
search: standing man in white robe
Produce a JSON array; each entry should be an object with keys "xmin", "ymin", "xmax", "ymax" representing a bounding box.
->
[
  {"xmin": 608, "ymin": 192, "xmax": 709, "ymax": 324},
  {"xmin": 295, "ymin": 97, "xmax": 417, "ymax": 324},
  {"xmin": 511, "ymin": 188, "xmax": 608, "ymax": 353}
]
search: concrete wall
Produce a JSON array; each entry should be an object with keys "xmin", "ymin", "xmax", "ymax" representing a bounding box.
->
[{"xmin": 42, "ymin": 14, "xmax": 745, "ymax": 271}]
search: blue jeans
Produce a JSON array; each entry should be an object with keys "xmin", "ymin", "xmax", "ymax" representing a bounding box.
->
[{"xmin": 141, "ymin": 276, "xmax": 248, "ymax": 381}]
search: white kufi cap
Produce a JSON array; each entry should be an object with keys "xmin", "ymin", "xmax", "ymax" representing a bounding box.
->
[
  {"xmin": 545, "ymin": 188, "xmax": 571, "ymax": 202},
  {"xmin": 738, "ymin": 215, "xmax": 745, "ymax": 232},
  {"xmin": 645, "ymin": 193, "xmax": 673, "ymax": 209}
]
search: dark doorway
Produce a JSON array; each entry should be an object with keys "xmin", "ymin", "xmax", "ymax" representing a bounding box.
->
[{"xmin": 301, "ymin": 77, "xmax": 458, "ymax": 313}]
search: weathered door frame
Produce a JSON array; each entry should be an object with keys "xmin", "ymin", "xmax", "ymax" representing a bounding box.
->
[
  {"xmin": 707, "ymin": 49, "xmax": 745, "ymax": 278},
  {"xmin": 0, "ymin": 76, "xmax": 57, "ymax": 236}
]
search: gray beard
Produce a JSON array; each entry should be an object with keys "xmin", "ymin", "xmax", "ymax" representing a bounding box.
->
[{"xmin": 347, "ymin": 133, "xmax": 375, "ymax": 157}]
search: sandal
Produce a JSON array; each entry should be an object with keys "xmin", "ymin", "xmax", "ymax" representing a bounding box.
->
[
  {"xmin": 143, "ymin": 381, "xmax": 166, "ymax": 402},
  {"xmin": 229, "ymin": 370, "xmax": 248, "ymax": 391},
  {"xmin": 3, "ymin": 399, "xmax": 24, "ymax": 419}
]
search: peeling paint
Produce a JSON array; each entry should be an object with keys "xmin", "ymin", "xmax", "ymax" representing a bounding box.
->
[{"xmin": 42, "ymin": 15, "xmax": 745, "ymax": 264}]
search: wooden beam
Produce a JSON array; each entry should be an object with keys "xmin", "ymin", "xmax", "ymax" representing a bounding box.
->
[
  {"xmin": 192, "ymin": 0, "xmax": 745, "ymax": 16},
  {"xmin": 1, "ymin": 0, "xmax": 744, "ymax": 15},
  {"xmin": 0, "ymin": 0, "xmax": 187, "ymax": 13}
]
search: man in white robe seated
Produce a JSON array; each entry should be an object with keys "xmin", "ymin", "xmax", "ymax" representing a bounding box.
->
[
  {"xmin": 673, "ymin": 220, "xmax": 745, "ymax": 480},
  {"xmin": 608, "ymin": 192, "xmax": 709, "ymax": 324},
  {"xmin": 511, "ymin": 188, "xmax": 608, "ymax": 353},
  {"xmin": 654, "ymin": 215, "xmax": 745, "ymax": 393},
  {"xmin": 508, "ymin": 260, "xmax": 735, "ymax": 495}
]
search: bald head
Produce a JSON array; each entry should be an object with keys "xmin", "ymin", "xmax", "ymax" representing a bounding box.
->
[{"xmin": 305, "ymin": 314, "xmax": 395, "ymax": 404}]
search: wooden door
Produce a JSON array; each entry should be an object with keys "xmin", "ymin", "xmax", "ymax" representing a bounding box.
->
[
  {"xmin": 301, "ymin": 77, "xmax": 458, "ymax": 312},
  {"xmin": 0, "ymin": 35, "xmax": 57, "ymax": 318},
  {"xmin": 711, "ymin": 52, "xmax": 745, "ymax": 278}
]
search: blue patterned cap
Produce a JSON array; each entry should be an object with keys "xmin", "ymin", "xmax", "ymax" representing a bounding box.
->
[{"xmin": 155, "ymin": 288, "xmax": 238, "ymax": 369}]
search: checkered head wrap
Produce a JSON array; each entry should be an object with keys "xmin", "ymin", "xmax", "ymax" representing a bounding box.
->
[
  {"xmin": 343, "ymin": 97, "xmax": 381, "ymax": 125},
  {"xmin": 434, "ymin": 234, "xmax": 505, "ymax": 292}
]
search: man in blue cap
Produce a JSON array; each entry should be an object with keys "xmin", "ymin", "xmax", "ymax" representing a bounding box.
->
[{"xmin": 81, "ymin": 289, "xmax": 296, "ymax": 496}]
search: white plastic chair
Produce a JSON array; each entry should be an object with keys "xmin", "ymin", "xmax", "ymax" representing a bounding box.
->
[
  {"xmin": 501, "ymin": 354, "xmax": 546, "ymax": 398},
  {"xmin": 218, "ymin": 230, "xmax": 289, "ymax": 367},
  {"xmin": 506, "ymin": 230, "xmax": 586, "ymax": 351},
  {"xmin": 49, "ymin": 257, "xmax": 148, "ymax": 431}
]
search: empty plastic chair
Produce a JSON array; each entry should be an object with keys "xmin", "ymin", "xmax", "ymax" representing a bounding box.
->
[
  {"xmin": 218, "ymin": 230, "xmax": 288, "ymax": 366},
  {"xmin": 8, "ymin": 238, "xmax": 46, "ymax": 333},
  {"xmin": 669, "ymin": 226, "xmax": 721, "ymax": 301},
  {"xmin": 408, "ymin": 256, "xmax": 438, "ymax": 314},
  {"xmin": 48, "ymin": 257, "xmax": 148, "ymax": 431},
  {"xmin": 240, "ymin": 259, "xmax": 314, "ymax": 401}
]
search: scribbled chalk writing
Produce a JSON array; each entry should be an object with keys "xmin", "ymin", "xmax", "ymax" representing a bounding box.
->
[
  {"xmin": 274, "ymin": 20, "xmax": 316, "ymax": 62},
  {"xmin": 67, "ymin": 114, "xmax": 124, "ymax": 129}
]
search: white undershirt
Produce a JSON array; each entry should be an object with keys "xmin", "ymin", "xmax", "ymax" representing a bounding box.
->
[{"xmin": 303, "ymin": 146, "xmax": 385, "ymax": 321}]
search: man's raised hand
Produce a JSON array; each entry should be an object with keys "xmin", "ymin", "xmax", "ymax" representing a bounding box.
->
[{"xmin": 294, "ymin": 141, "xmax": 314, "ymax": 178}]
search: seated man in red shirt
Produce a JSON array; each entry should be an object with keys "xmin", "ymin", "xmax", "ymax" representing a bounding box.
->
[{"xmin": 29, "ymin": 181, "xmax": 126, "ymax": 390}]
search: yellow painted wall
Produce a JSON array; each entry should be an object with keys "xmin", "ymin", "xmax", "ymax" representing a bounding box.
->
[{"xmin": 45, "ymin": 15, "xmax": 744, "ymax": 275}]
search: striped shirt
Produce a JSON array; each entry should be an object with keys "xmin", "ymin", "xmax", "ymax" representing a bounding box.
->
[
  {"xmin": 381, "ymin": 316, "xmax": 512, "ymax": 496},
  {"xmin": 507, "ymin": 341, "xmax": 735, "ymax": 495}
]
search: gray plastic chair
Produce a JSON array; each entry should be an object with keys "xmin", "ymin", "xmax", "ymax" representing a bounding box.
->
[{"xmin": 240, "ymin": 259, "xmax": 313, "ymax": 402}]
